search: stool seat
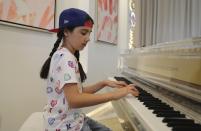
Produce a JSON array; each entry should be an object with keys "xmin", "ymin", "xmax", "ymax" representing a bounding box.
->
[{"xmin": 19, "ymin": 112, "xmax": 43, "ymax": 131}]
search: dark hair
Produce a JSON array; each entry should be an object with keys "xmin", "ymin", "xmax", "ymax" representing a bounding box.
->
[
  {"xmin": 40, "ymin": 30, "xmax": 64, "ymax": 79},
  {"xmin": 74, "ymin": 51, "xmax": 87, "ymax": 82},
  {"xmin": 40, "ymin": 26, "xmax": 88, "ymax": 82}
]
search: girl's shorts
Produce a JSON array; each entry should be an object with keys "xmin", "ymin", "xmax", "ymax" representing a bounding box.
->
[{"xmin": 81, "ymin": 117, "xmax": 112, "ymax": 131}]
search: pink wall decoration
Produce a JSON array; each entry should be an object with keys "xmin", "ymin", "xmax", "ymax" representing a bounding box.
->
[
  {"xmin": 0, "ymin": 0, "xmax": 55, "ymax": 31},
  {"xmin": 97, "ymin": 0, "xmax": 118, "ymax": 44}
]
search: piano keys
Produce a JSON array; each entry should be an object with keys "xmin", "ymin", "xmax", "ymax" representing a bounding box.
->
[
  {"xmin": 109, "ymin": 37, "xmax": 201, "ymax": 131},
  {"xmin": 113, "ymin": 76, "xmax": 201, "ymax": 131}
]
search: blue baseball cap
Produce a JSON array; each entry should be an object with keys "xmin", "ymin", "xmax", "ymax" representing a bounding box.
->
[{"xmin": 49, "ymin": 8, "xmax": 93, "ymax": 32}]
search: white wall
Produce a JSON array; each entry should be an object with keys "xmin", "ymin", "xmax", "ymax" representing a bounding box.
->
[
  {"xmin": 0, "ymin": 0, "xmax": 129, "ymax": 130},
  {"xmin": 0, "ymin": 25, "xmax": 53, "ymax": 131},
  {"xmin": 86, "ymin": 0, "xmax": 129, "ymax": 83}
]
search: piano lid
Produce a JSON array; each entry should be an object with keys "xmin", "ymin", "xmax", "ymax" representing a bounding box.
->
[{"xmin": 122, "ymin": 37, "xmax": 201, "ymax": 102}]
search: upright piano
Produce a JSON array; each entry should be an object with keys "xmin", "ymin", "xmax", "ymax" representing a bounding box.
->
[{"xmin": 110, "ymin": 37, "xmax": 201, "ymax": 131}]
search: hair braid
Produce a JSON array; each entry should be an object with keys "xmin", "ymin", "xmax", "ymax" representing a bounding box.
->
[
  {"xmin": 40, "ymin": 31, "xmax": 64, "ymax": 79},
  {"xmin": 74, "ymin": 51, "xmax": 87, "ymax": 82}
]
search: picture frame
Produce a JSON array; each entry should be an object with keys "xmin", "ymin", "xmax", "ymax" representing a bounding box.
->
[
  {"xmin": 0, "ymin": 0, "xmax": 56, "ymax": 32},
  {"xmin": 96, "ymin": 0, "xmax": 118, "ymax": 44}
]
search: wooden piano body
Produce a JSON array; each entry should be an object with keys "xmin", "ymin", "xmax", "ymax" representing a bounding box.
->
[{"xmin": 111, "ymin": 37, "xmax": 201, "ymax": 131}]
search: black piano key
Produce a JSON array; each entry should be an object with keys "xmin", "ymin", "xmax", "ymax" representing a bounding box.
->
[
  {"xmin": 141, "ymin": 98, "xmax": 159, "ymax": 101},
  {"xmin": 148, "ymin": 106, "xmax": 174, "ymax": 110},
  {"xmin": 167, "ymin": 121, "xmax": 198, "ymax": 126},
  {"xmin": 138, "ymin": 95, "xmax": 158, "ymax": 98},
  {"xmin": 163, "ymin": 118, "xmax": 195, "ymax": 123},
  {"xmin": 138, "ymin": 96, "xmax": 160, "ymax": 99},
  {"xmin": 152, "ymin": 109, "xmax": 174, "ymax": 113},
  {"xmin": 145, "ymin": 101, "xmax": 168, "ymax": 105},
  {"xmin": 145, "ymin": 104, "xmax": 171, "ymax": 108},
  {"xmin": 153, "ymin": 110, "xmax": 180, "ymax": 114},
  {"xmin": 154, "ymin": 111, "xmax": 179, "ymax": 117},
  {"xmin": 138, "ymin": 95, "xmax": 153, "ymax": 98},
  {"xmin": 142, "ymin": 99, "xmax": 162, "ymax": 103},
  {"xmin": 114, "ymin": 76, "xmax": 133, "ymax": 84},
  {"xmin": 163, "ymin": 118, "xmax": 200, "ymax": 129},
  {"xmin": 144, "ymin": 104, "xmax": 170, "ymax": 108},
  {"xmin": 145, "ymin": 104, "xmax": 168, "ymax": 107},
  {"xmin": 172, "ymin": 123, "xmax": 201, "ymax": 127},
  {"xmin": 138, "ymin": 96, "xmax": 154, "ymax": 99},
  {"xmin": 164, "ymin": 116, "xmax": 186, "ymax": 119},
  {"xmin": 138, "ymin": 93, "xmax": 151, "ymax": 95},
  {"xmin": 172, "ymin": 125, "xmax": 201, "ymax": 131},
  {"xmin": 138, "ymin": 93, "xmax": 153, "ymax": 96}
]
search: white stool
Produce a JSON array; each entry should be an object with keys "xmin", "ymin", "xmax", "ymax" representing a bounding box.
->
[{"xmin": 19, "ymin": 112, "xmax": 44, "ymax": 131}]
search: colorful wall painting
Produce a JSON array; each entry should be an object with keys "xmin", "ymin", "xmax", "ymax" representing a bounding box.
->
[
  {"xmin": 0, "ymin": 0, "xmax": 55, "ymax": 31},
  {"xmin": 97, "ymin": 0, "xmax": 118, "ymax": 44}
]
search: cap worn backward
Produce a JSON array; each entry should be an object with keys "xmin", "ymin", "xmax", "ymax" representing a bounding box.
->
[{"xmin": 49, "ymin": 8, "xmax": 93, "ymax": 33}]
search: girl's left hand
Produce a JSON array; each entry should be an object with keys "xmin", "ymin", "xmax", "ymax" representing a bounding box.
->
[{"xmin": 104, "ymin": 80, "xmax": 127, "ymax": 88}]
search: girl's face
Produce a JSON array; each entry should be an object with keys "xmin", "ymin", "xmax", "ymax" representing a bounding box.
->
[{"xmin": 64, "ymin": 26, "xmax": 92, "ymax": 53}]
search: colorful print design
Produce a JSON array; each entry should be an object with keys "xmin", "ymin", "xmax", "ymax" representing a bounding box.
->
[
  {"xmin": 48, "ymin": 117, "xmax": 55, "ymax": 125},
  {"xmin": 50, "ymin": 100, "xmax": 57, "ymax": 107},
  {"xmin": 68, "ymin": 61, "xmax": 75, "ymax": 68},
  {"xmin": 66, "ymin": 123, "xmax": 72, "ymax": 130},
  {"xmin": 47, "ymin": 87, "xmax": 53, "ymax": 94},
  {"xmin": 55, "ymin": 80, "xmax": 62, "ymax": 94},
  {"xmin": 55, "ymin": 86, "xmax": 62, "ymax": 94},
  {"xmin": 44, "ymin": 48, "xmax": 84, "ymax": 131},
  {"xmin": 64, "ymin": 73, "xmax": 71, "ymax": 81}
]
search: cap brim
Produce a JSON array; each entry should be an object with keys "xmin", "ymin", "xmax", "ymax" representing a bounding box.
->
[{"xmin": 48, "ymin": 28, "xmax": 59, "ymax": 33}]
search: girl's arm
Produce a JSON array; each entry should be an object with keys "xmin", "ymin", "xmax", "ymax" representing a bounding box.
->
[
  {"xmin": 63, "ymin": 83, "xmax": 139, "ymax": 108},
  {"xmin": 82, "ymin": 81, "xmax": 105, "ymax": 94},
  {"xmin": 83, "ymin": 80, "xmax": 128, "ymax": 94}
]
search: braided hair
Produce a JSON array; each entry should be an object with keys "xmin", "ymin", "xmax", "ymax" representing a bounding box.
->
[
  {"xmin": 74, "ymin": 51, "xmax": 87, "ymax": 82},
  {"xmin": 40, "ymin": 30, "xmax": 63, "ymax": 79}
]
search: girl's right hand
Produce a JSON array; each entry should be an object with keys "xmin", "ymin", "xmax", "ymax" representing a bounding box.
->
[{"xmin": 112, "ymin": 84, "xmax": 139, "ymax": 100}]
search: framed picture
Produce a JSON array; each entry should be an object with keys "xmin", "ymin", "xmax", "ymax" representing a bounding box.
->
[
  {"xmin": 96, "ymin": 0, "xmax": 118, "ymax": 44},
  {"xmin": 0, "ymin": 0, "xmax": 56, "ymax": 31}
]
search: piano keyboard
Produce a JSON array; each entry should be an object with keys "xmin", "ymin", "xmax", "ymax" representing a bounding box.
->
[{"xmin": 113, "ymin": 76, "xmax": 201, "ymax": 131}]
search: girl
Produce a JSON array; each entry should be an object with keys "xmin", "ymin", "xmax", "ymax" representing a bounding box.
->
[{"xmin": 40, "ymin": 8, "xmax": 139, "ymax": 131}]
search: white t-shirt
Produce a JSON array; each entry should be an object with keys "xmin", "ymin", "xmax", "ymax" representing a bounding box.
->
[{"xmin": 43, "ymin": 47, "xmax": 84, "ymax": 131}]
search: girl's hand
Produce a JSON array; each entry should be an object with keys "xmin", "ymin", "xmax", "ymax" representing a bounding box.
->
[
  {"xmin": 127, "ymin": 84, "xmax": 139, "ymax": 96},
  {"xmin": 103, "ymin": 80, "xmax": 127, "ymax": 88},
  {"xmin": 112, "ymin": 84, "xmax": 139, "ymax": 100}
]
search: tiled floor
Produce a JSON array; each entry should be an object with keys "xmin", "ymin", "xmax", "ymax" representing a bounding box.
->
[{"xmin": 86, "ymin": 102, "xmax": 124, "ymax": 131}]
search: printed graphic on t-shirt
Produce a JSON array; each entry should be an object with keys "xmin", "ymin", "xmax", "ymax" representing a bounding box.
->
[{"xmin": 44, "ymin": 48, "xmax": 84, "ymax": 131}]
